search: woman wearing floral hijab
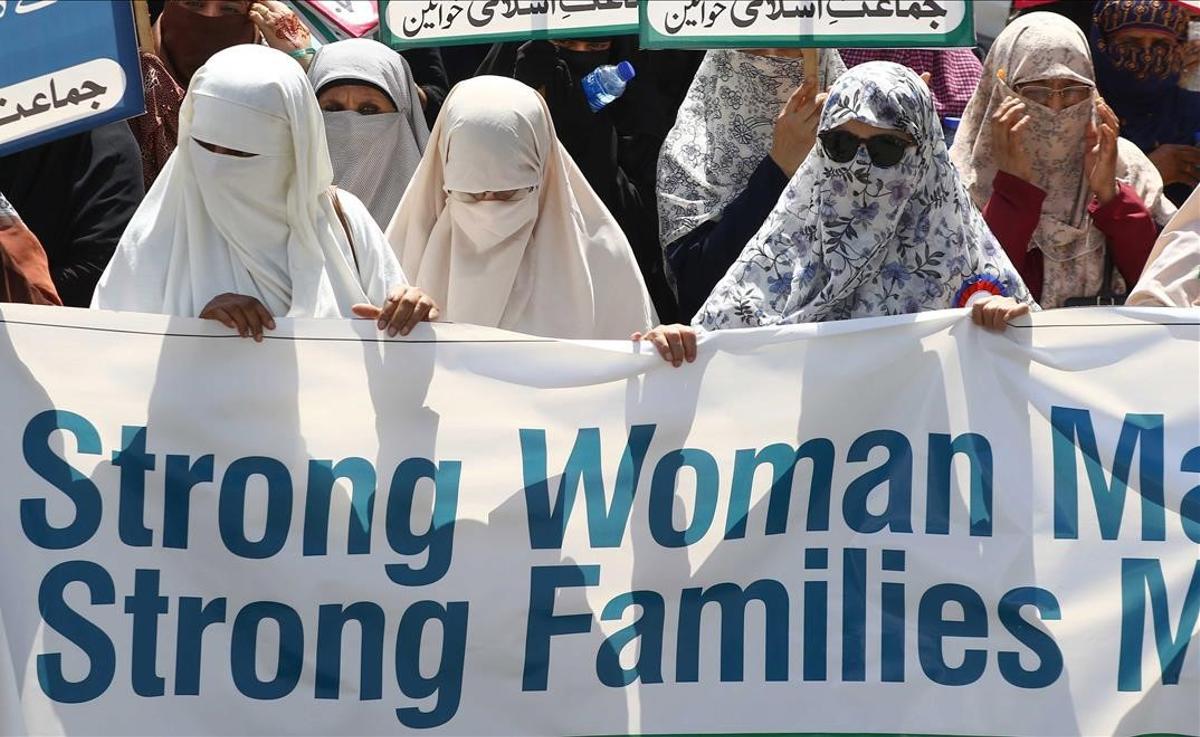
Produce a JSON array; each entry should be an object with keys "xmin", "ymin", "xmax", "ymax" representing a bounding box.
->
[
  {"xmin": 656, "ymin": 48, "xmax": 846, "ymax": 319},
  {"xmin": 637, "ymin": 62, "xmax": 1034, "ymax": 365},
  {"xmin": 950, "ymin": 12, "xmax": 1174, "ymax": 308}
]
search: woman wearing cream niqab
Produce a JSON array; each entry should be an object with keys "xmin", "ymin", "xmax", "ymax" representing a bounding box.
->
[
  {"xmin": 93, "ymin": 44, "xmax": 407, "ymax": 320},
  {"xmin": 385, "ymin": 75, "xmax": 656, "ymax": 339}
]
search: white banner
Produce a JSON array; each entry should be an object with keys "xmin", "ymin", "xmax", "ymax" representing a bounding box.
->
[{"xmin": 0, "ymin": 305, "xmax": 1197, "ymax": 736}]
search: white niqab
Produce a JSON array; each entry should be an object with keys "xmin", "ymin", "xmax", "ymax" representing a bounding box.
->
[
  {"xmin": 385, "ymin": 76, "xmax": 655, "ymax": 339},
  {"xmin": 92, "ymin": 44, "xmax": 404, "ymax": 317},
  {"xmin": 309, "ymin": 39, "xmax": 430, "ymax": 229}
]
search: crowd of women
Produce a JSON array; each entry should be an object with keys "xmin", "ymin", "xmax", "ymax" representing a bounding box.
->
[{"xmin": 2, "ymin": 0, "xmax": 1199, "ymax": 365}]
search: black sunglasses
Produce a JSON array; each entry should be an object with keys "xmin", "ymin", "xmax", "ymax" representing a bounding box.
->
[{"xmin": 818, "ymin": 129, "xmax": 912, "ymax": 168}]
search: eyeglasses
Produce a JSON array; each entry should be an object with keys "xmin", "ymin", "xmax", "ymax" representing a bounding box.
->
[
  {"xmin": 818, "ymin": 130, "xmax": 912, "ymax": 168},
  {"xmin": 1014, "ymin": 84, "xmax": 1094, "ymax": 107}
]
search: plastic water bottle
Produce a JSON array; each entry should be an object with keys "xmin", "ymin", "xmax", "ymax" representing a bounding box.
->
[
  {"xmin": 581, "ymin": 61, "xmax": 636, "ymax": 112},
  {"xmin": 942, "ymin": 116, "xmax": 961, "ymax": 148}
]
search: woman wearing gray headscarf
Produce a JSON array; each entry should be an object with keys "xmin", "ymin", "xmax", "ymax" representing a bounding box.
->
[{"xmin": 309, "ymin": 38, "xmax": 430, "ymax": 228}]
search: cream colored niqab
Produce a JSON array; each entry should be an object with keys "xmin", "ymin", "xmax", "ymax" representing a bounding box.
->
[{"xmin": 385, "ymin": 76, "xmax": 655, "ymax": 339}]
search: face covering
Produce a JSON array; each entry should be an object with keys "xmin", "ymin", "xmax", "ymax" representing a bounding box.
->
[
  {"xmin": 158, "ymin": 1, "xmax": 257, "ymax": 85},
  {"xmin": 1012, "ymin": 92, "xmax": 1093, "ymax": 215},
  {"xmin": 188, "ymin": 138, "xmax": 293, "ymax": 302},
  {"xmin": 322, "ymin": 110, "xmax": 423, "ymax": 228},
  {"xmin": 816, "ymin": 142, "xmax": 917, "ymax": 238},
  {"xmin": 94, "ymin": 44, "xmax": 396, "ymax": 319},
  {"xmin": 443, "ymin": 190, "xmax": 539, "ymax": 252},
  {"xmin": 1101, "ymin": 40, "xmax": 1182, "ymax": 82}
]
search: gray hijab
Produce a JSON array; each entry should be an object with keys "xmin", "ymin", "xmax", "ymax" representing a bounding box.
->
[{"xmin": 309, "ymin": 38, "xmax": 430, "ymax": 229}]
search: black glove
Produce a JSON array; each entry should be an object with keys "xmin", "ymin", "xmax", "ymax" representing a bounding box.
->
[{"xmin": 513, "ymin": 40, "xmax": 573, "ymax": 105}]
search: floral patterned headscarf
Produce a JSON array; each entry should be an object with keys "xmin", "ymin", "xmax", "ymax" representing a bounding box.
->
[
  {"xmin": 655, "ymin": 48, "xmax": 846, "ymax": 247},
  {"xmin": 950, "ymin": 12, "xmax": 1175, "ymax": 308},
  {"xmin": 694, "ymin": 62, "xmax": 1034, "ymax": 330}
]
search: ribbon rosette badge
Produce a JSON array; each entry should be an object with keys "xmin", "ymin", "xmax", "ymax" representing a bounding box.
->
[{"xmin": 954, "ymin": 274, "xmax": 1009, "ymax": 308}]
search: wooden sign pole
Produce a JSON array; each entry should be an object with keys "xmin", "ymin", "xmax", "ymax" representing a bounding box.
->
[
  {"xmin": 802, "ymin": 47, "xmax": 819, "ymax": 86},
  {"xmin": 132, "ymin": 0, "xmax": 154, "ymax": 53}
]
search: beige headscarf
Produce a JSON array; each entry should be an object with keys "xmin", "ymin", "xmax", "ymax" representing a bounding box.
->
[
  {"xmin": 1129, "ymin": 186, "xmax": 1200, "ymax": 307},
  {"xmin": 385, "ymin": 76, "xmax": 656, "ymax": 339},
  {"xmin": 949, "ymin": 12, "xmax": 1175, "ymax": 308}
]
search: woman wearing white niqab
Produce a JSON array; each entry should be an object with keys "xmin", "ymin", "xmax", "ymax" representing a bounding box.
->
[
  {"xmin": 385, "ymin": 75, "xmax": 655, "ymax": 339},
  {"xmin": 92, "ymin": 44, "xmax": 439, "ymax": 339}
]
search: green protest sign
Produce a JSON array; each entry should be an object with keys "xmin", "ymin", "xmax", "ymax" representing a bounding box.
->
[
  {"xmin": 379, "ymin": 0, "xmax": 639, "ymax": 50},
  {"xmin": 640, "ymin": 0, "xmax": 976, "ymax": 49}
]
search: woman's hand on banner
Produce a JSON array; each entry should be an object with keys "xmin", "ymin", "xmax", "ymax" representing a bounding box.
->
[
  {"xmin": 633, "ymin": 324, "xmax": 698, "ymax": 367},
  {"xmin": 352, "ymin": 286, "xmax": 441, "ymax": 337},
  {"xmin": 199, "ymin": 293, "xmax": 276, "ymax": 342},
  {"xmin": 970, "ymin": 295, "xmax": 1029, "ymax": 331}
]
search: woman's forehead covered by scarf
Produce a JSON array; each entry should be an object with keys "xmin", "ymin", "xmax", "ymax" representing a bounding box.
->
[
  {"xmin": 819, "ymin": 62, "xmax": 937, "ymax": 148},
  {"xmin": 440, "ymin": 76, "xmax": 546, "ymax": 193},
  {"xmin": 309, "ymin": 38, "xmax": 417, "ymax": 115},
  {"xmin": 1094, "ymin": 0, "xmax": 1189, "ymax": 39},
  {"xmin": 1092, "ymin": 0, "xmax": 1188, "ymax": 81},
  {"xmin": 187, "ymin": 44, "xmax": 317, "ymax": 159},
  {"xmin": 992, "ymin": 12, "xmax": 1095, "ymax": 86}
]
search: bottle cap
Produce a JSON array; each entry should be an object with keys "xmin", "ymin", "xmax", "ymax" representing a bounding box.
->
[{"xmin": 616, "ymin": 61, "xmax": 636, "ymax": 82}]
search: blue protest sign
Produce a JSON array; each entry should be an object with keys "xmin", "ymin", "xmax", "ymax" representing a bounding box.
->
[{"xmin": 0, "ymin": 0, "xmax": 145, "ymax": 157}]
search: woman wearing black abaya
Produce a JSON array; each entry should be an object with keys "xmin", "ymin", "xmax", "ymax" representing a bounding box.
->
[
  {"xmin": 0, "ymin": 123, "xmax": 145, "ymax": 307},
  {"xmin": 476, "ymin": 36, "xmax": 679, "ymax": 321}
]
